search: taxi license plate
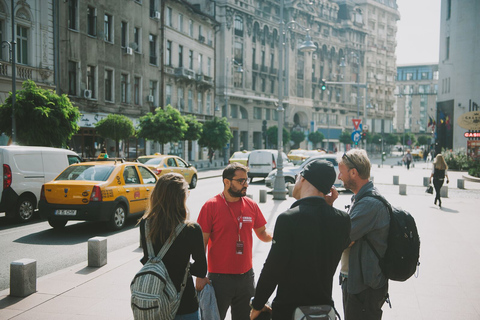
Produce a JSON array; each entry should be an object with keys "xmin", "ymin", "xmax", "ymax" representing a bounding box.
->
[{"xmin": 55, "ymin": 209, "xmax": 77, "ymax": 216}]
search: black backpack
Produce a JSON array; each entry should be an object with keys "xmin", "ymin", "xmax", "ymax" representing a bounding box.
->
[{"xmin": 356, "ymin": 192, "xmax": 420, "ymax": 282}]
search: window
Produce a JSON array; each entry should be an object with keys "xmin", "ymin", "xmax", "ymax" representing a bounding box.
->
[
  {"xmin": 166, "ymin": 41, "xmax": 172, "ymax": 65},
  {"xmin": 121, "ymin": 21, "xmax": 128, "ymax": 47},
  {"xmin": 447, "ymin": 0, "xmax": 451, "ymax": 20},
  {"xmin": 149, "ymin": 0, "xmax": 156, "ymax": 18},
  {"xmin": 87, "ymin": 6, "xmax": 96, "ymax": 36},
  {"xmin": 265, "ymin": 109, "xmax": 271, "ymax": 120},
  {"xmin": 189, "ymin": 20, "xmax": 194, "ymax": 37},
  {"xmin": 68, "ymin": 61, "xmax": 77, "ymax": 95},
  {"xmin": 421, "ymin": 72, "xmax": 429, "ymax": 80},
  {"xmin": 149, "ymin": 34, "xmax": 157, "ymax": 65},
  {"xmin": 445, "ymin": 37, "xmax": 450, "ymax": 60},
  {"xmin": 254, "ymin": 107, "xmax": 261, "ymax": 119},
  {"xmin": 178, "ymin": 45, "xmax": 183, "ymax": 67},
  {"xmin": 261, "ymin": 78, "xmax": 266, "ymax": 92},
  {"xmin": 207, "ymin": 57, "xmax": 212, "ymax": 76},
  {"xmin": 270, "ymin": 79, "xmax": 275, "ymax": 94},
  {"xmin": 188, "ymin": 50, "xmax": 193, "ymax": 69},
  {"xmin": 121, "ymin": 73, "xmax": 128, "ymax": 103},
  {"xmin": 68, "ymin": 0, "xmax": 78, "ymax": 30},
  {"xmin": 297, "ymin": 81, "xmax": 304, "ymax": 98},
  {"xmin": 234, "ymin": 16, "xmax": 244, "ymax": 37},
  {"xmin": 166, "ymin": 84, "xmax": 172, "ymax": 105},
  {"xmin": 197, "ymin": 92, "xmax": 203, "ymax": 113},
  {"xmin": 134, "ymin": 76, "xmax": 140, "ymax": 105},
  {"xmin": 207, "ymin": 30, "xmax": 213, "ymax": 46},
  {"xmin": 105, "ymin": 69, "xmax": 113, "ymax": 101},
  {"xmin": 177, "ymin": 87, "xmax": 184, "ymax": 110},
  {"xmin": 87, "ymin": 65, "xmax": 96, "ymax": 98},
  {"xmin": 273, "ymin": 109, "xmax": 278, "ymax": 121},
  {"xmin": 198, "ymin": 54, "xmax": 203, "ymax": 74},
  {"xmin": 16, "ymin": 26, "xmax": 28, "ymax": 64},
  {"xmin": 188, "ymin": 89, "xmax": 193, "ymax": 112},
  {"xmin": 234, "ymin": 41, "xmax": 243, "ymax": 65},
  {"xmin": 252, "ymin": 75, "xmax": 256, "ymax": 91},
  {"xmin": 0, "ymin": 21, "xmax": 3, "ymax": 60},
  {"xmin": 133, "ymin": 27, "xmax": 140, "ymax": 52},
  {"xmin": 231, "ymin": 105, "xmax": 238, "ymax": 118},
  {"xmin": 166, "ymin": 7, "xmax": 172, "ymax": 27},
  {"xmin": 406, "ymin": 72, "xmax": 413, "ymax": 80},
  {"xmin": 178, "ymin": 14, "xmax": 184, "ymax": 33},
  {"xmin": 206, "ymin": 93, "xmax": 211, "ymax": 114},
  {"xmin": 198, "ymin": 25, "xmax": 203, "ymax": 41},
  {"xmin": 104, "ymin": 14, "xmax": 113, "ymax": 42},
  {"xmin": 149, "ymin": 80, "xmax": 157, "ymax": 105}
]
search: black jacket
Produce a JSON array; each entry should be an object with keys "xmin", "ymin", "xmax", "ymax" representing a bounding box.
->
[{"xmin": 252, "ymin": 197, "xmax": 351, "ymax": 319}]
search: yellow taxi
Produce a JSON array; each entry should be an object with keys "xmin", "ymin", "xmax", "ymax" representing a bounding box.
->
[
  {"xmin": 287, "ymin": 149, "xmax": 307, "ymax": 164},
  {"xmin": 228, "ymin": 150, "xmax": 251, "ymax": 166},
  {"xmin": 136, "ymin": 154, "xmax": 198, "ymax": 189},
  {"xmin": 39, "ymin": 160, "xmax": 157, "ymax": 230}
]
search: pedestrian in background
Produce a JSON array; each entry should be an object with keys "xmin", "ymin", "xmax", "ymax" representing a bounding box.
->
[
  {"xmin": 250, "ymin": 160, "xmax": 351, "ymax": 320},
  {"xmin": 429, "ymin": 154, "xmax": 449, "ymax": 208},
  {"xmin": 403, "ymin": 149, "xmax": 413, "ymax": 169},
  {"xmin": 138, "ymin": 173, "xmax": 207, "ymax": 320},
  {"xmin": 338, "ymin": 149, "xmax": 390, "ymax": 320},
  {"xmin": 196, "ymin": 163, "xmax": 272, "ymax": 320}
]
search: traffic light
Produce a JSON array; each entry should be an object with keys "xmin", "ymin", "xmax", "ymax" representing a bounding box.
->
[
  {"xmin": 362, "ymin": 131, "xmax": 367, "ymax": 139},
  {"xmin": 262, "ymin": 120, "xmax": 267, "ymax": 137},
  {"xmin": 320, "ymin": 79, "xmax": 327, "ymax": 91}
]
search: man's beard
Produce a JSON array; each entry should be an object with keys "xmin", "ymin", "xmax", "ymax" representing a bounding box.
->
[{"xmin": 228, "ymin": 186, "xmax": 247, "ymax": 198}]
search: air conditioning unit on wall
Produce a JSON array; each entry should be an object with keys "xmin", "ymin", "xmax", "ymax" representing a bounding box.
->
[
  {"xmin": 83, "ymin": 90, "xmax": 92, "ymax": 99},
  {"xmin": 125, "ymin": 47, "xmax": 133, "ymax": 55},
  {"xmin": 155, "ymin": 11, "xmax": 161, "ymax": 20},
  {"xmin": 147, "ymin": 95, "xmax": 154, "ymax": 102}
]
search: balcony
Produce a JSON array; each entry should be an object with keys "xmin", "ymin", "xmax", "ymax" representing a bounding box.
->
[
  {"xmin": 195, "ymin": 74, "xmax": 213, "ymax": 89},
  {"xmin": 174, "ymin": 67, "xmax": 196, "ymax": 82},
  {"xmin": 0, "ymin": 61, "xmax": 53, "ymax": 83},
  {"xmin": 260, "ymin": 65, "xmax": 268, "ymax": 73},
  {"xmin": 269, "ymin": 67, "xmax": 277, "ymax": 75}
]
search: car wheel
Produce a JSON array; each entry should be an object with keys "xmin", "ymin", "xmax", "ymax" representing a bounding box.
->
[
  {"xmin": 189, "ymin": 174, "xmax": 198, "ymax": 189},
  {"xmin": 48, "ymin": 218, "xmax": 67, "ymax": 229},
  {"xmin": 285, "ymin": 177, "xmax": 295, "ymax": 186},
  {"xmin": 108, "ymin": 204, "xmax": 126, "ymax": 231},
  {"xmin": 16, "ymin": 195, "xmax": 36, "ymax": 223}
]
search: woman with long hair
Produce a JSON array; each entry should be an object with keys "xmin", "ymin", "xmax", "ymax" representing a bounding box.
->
[
  {"xmin": 429, "ymin": 154, "xmax": 449, "ymax": 208},
  {"xmin": 139, "ymin": 173, "xmax": 207, "ymax": 320}
]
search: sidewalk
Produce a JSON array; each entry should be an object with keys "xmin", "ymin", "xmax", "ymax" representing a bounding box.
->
[{"xmin": 1, "ymin": 164, "xmax": 479, "ymax": 320}]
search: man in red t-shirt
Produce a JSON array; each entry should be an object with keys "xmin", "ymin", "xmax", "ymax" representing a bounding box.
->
[{"xmin": 196, "ymin": 162, "xmax": 272, "ymax": 320}]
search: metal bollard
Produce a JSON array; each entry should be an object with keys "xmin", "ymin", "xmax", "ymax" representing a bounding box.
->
[
  {"xmin": 423, "ymin": 177, "xmax": 430, "ymax": 187},
  {"xmin": 259, "ymin": 189, "xmax": 267, "ymax": 203},
  {"xmin": 399, "ymin": 184, "xmax": 407, "ymax": 195},
  {"xmin": 393, "ymin": 176, "xmax": 399, "ymax": 185},
  {"xmin": 457, "ymin": 179, "xmax": 465, "ymax": 189},
  {"xmin": 440, "ymin": 186, "xmax": 448, "ymax": 198},
  {"xmin": 88, "ymin": 237, "xmax": 107, "ymax": 267},
  {"xmin": 10, "ymin": 258, "xmax": 36, "ymax": 297},
  {"xmin": 288, "ymin": 184, "xmax": 295, "ymax": 197}
]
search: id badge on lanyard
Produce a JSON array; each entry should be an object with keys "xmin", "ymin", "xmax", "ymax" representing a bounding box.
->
[{"xmin": 222, "ymin": 192, "xmax": 244, "ymax": 255}]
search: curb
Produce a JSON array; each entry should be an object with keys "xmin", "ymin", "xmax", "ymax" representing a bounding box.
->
[{"xmin": 462, "ymin": 173, "xmax": 480, "ymax": 183}]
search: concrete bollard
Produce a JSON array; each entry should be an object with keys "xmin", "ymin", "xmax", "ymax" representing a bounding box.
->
[
  {"xmin": 423, "ymin": 177, "xmax": 430, "ymax": 187},
  {"xmin": 259, "ymin": 189, "xmax": 267, "ymax": 203},
  {"xmin": 457, "ymin": 179, "xmax": 465, "ymax": 189},
  {"xmin": 391, "ymin": 165, "xmax": 394, "ymax": 168},
  {"xmin": 288, "ymin": 184, "xmax": 295, "ymax": 197},
  {"xmin": 399, "ymin": 184, "xmax": 407, "ymax": 195},
  {"xmin": 440, "ymin": 186, "xmax": 448, "ymax": 198},
  {"xmin": 246, "ymin": 194, "xmax": 253, "ymax": 200},
  {"xmin": 88, "ymin": 237, "xmax": 107, "ymax": 267},
  {"xmin": 10, "ymin": 258, "xmax": 36, "ymax": 297},
  {"xmin": 393, "ymin": 176, "xmax": 399, "ymax": 185},
  {"xmin": 378, "ymin": 164, "xmax": 381, "ymax": 168}
]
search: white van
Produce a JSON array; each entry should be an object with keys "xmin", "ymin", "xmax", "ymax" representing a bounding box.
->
[
  {"xmin": 0, "ymin": 146, "xmax": 81, "ymax": 222},
  {"xmin": 247, "ymin": 149, "xmax": 290, "ymax": 182}
]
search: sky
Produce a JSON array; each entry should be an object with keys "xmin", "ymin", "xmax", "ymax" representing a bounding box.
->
[{"xmin": 395, "ymin": 0, "xmax": 441, "ymax": 65}]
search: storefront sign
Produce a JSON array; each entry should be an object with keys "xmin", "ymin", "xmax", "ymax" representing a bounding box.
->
[
  {"xmin": 457, "ymin": 111, "xmax": 480, "ymax": 130},
  {"xmin": 464, "ymin": 132, "xmax": 480, "ymax": 138}
]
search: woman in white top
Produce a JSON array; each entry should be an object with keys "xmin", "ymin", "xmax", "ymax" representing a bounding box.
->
[{"xmin": 429, "ymin": 154, "xmax": 449, "ymax": 208}]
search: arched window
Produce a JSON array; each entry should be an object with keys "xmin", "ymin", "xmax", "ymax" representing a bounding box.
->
[
  {"xmin": 234, "ymin": 15, "xmax": 243, "ymax": 37},
  {"xmin": 253, "ymin": 22, "xmax": 260, "ymax": 42},
  {"xmin": 262, "ymin": 25, "xmax": 269, "ymax": 45},
  {"xmin": 271, "ymin": 29, "xmax": 278, "ymax": 48}
]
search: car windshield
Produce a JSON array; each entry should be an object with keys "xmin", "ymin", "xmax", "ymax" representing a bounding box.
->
[
  {"xmin": 232, "ymin": 153, "xmax": 248, "ymax": 159},
  {"xmin": 138, "ymin": 157, "xmax": 164, "ymax": 165},
  {"xmin": 290, "ymin": 150, "xmax": 304, "ymax": 155},
  {"xmin": 56, "ymin": 165, "xmax": 114, "ymax": 181}
]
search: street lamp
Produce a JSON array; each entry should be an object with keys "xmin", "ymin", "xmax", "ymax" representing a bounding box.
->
[
  {"xmin": 351, "ymin": 52, "xmax": 361, "ymax": 119},
  {"xmin": 223, "ymin": 57, "xmax": 243, "ymax": 163},
  {"xmin": 272, "ymin": 0, "xmax": 316, "ymax": 200}
]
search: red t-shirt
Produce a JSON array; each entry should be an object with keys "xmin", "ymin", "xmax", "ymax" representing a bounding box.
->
[{"xmin": 197, "ymin": 193, "xmax": 267, "ymax": 274}]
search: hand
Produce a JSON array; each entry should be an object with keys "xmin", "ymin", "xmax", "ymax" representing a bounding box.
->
[
  {"xmin": 325, "ymin": 186, "xmax": 339, "ymax": 206},
  {"xmin": 250, "ymin": 304, "xmax": 272, "ymax": 319},
  {"xmin": 195, "ymin": 277, "xmax": 211, "ymax": 291}
]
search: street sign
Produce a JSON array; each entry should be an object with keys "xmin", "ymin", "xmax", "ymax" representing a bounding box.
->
[
  {"xmin": 352, "ymin": 119, "xmax": 362, "ymax": 130},
  {"xmin": 351, "ymin": 130, "xmax": 362, "ymax": 143}
]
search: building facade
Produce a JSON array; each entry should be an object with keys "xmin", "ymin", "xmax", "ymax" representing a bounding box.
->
[{"xmin": 437, "ymin": 0, "xmax": 480, "ymax": 154}]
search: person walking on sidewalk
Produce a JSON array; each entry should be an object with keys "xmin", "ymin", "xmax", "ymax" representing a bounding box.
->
[
  {"xmin": 196, "ymin": 163, "xmax": 273, "ymax": 320},
  {"xmin": 249, "ymin": 160, "xmax": 351, "ymax": 320},
  {"xmin": 138, "ymin": 173, "xmax": 207, "ymax": 320},
  {"xmin": 338, "ymin": 149, "xmax": 390, "ymax": 320},
  {"xmin": 429, "ymin": 154, "xmax": 449, "ymax": 208},
  {"xmin": 403, "ymin": 149, "xmax": 413, "ymax": 169}
]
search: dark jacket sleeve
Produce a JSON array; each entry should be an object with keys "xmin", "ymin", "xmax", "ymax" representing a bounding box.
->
[
  {"xmin": 139, "ymin": 219, "xmax": 149, "ymax": 265},
  {"xmin": 189, "ymin": 223, "xmax": 207, "ymax": 278}
]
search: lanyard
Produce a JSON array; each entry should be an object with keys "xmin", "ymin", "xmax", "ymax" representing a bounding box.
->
[{"xmin": 221, "ymin": 192, "xmax": 243, "ymax": 241}]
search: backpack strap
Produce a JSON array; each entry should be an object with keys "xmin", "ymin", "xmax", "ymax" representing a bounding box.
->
[{"xmin": 145, "ymin": 220, "xmax": 186, "ymax": 260}]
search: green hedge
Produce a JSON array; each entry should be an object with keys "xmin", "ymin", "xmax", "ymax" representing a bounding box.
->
[{"xmin": 442, "ymin": 149, "xmax": 475, "ymax": 171}]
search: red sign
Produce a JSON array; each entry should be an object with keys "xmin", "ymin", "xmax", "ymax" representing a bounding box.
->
[
  {"xmin": 352, "ymin": 119, "xmax": 362, "ymax": 130},
  {"xmin": 464, "ymin": 132, "xmax": 480, "ymax": 138}
]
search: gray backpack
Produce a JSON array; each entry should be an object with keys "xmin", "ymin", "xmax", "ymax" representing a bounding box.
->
[{"xmin": 131, "ymin": 221, "xmax": 190, "ymax": 320}]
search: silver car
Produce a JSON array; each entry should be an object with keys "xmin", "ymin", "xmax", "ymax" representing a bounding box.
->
[{"xmin": 265, "ymin": 154, "xmax": 343, "ymax": 189}]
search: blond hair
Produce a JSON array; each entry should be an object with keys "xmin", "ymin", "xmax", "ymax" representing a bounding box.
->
[
  {"xmin": 434, "ymin": 154, "xmax": 448, "ymax": 170},
  {"xmin": 339, "ymin": 149, "xmax": 371, "ymax": 179}
]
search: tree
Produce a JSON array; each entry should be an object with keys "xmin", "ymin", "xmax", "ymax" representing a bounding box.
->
[
  {"xmin": 266, "ymin": 126, "xmax": 290, "ymax": 149},
  {"xmin": 417, "ymin": 135, "xmax": 429, "ymax": 146},
  {"xmin": 290, "ymin": 130, "xmax": 305, "ymax": 149},
  {"xmin": 385, "ymin": 133, "xmax": 398, "ymax": 146},
  {"xmin": 137, "ymin": 105, "xmax": 188, "ymax": 152},
  {"xmin": 401, "ymin": 132, "xmax": 416, "ymax": 149},
  {"xmin": 339, "ymin": 130, "xmax": 352, "ymax": 146},
  {"xmin": 0, "ymin": 80, "xmax": 80, "ymax": 147},
  {"xmin": 184, "ymin": 115, "xmax": 203, "ymax": 159},
  {"xmin": 308, "ymin": 131, "xmax": 324, "ymax": 149},
  {"xmin": 198, "ymin": 117, "xmax": 233, "ymax": 161},
  {"xmin": 95, "ymin": 114, "xmax": 135, "ymax": 157}
]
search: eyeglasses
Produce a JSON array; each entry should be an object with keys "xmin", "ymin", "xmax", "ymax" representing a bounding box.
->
[
  {"xmin": 228, "ymin": 178, "xmax": 248, "ymax": 185},
  {"xmin": 342, "ymin": 153, "xmax": 358, "ymax": 171}
]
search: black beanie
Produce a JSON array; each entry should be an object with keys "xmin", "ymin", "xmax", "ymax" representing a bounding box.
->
[{"xmin": 300, "ymin": 159, "xmax": 336, "ymax": 194}]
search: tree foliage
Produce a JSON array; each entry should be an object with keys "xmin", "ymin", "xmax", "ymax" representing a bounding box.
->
[
  {"xmin": 0, "ymin": 80, "xmax": 80, "ymax": 147},
  {"xmin": 95, "ymin": 114, "xmax": 135, "ymax": 157},
  {"xmin": 198, "ymin": 117, "xmax": 233, "ymax": 151},
  {"xmin": 401, "ymin": 132, "xmax": 416, "ymax": 147},
  {"xmin": 137, "ymin": 105, "xmax": 188, "ymax": 145},
  {"xmin": 308, "ymin": 131, "xmax": 324, "ymax": 148},
  {"xmin": 385, "ymin": 133, "xmax": 398, "ymax": 146},
  {"xmin": 290, "ymin": 130, "xmax": 305, "ymax": 149},
  {"xmin": 417, "ymin": 135, "xmax": 430, "ymax": 146},
  {"xmin": 183, "ymin": 115, "xmax": 203, "ymax": 141},
  {"xmin": 266, "ymin": 126, "xmax": 290, "ymax": 149},
  {"xmin": 339, "ymin": 130, "xmax": 352, "ymax": 145}
]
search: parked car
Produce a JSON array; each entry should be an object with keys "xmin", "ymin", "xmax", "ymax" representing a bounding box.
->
[
  {"xmin": 247, "ymin": 149, "xmax": 292, "ymax": 182},
  {"xmin": 287, "ymin": 149, "xmax": 307, "ymax": 164},
  {"xmin": 39, "ymin": 160, "xmax": 157, "ymax": 230},
  {"xmin": 265, "ymin": 154, "xmax": 343, "ymax": 189},
  {"xmin": 229, "ymin": 150, "xmax": 251, "ymax": 166},
  {"xmin": 1, "ymin": 146, "xmax": 81, "ymax": 222},
  {"xmin": 136, "ymin": 154, "xmax": 197, "ymax": 189}
]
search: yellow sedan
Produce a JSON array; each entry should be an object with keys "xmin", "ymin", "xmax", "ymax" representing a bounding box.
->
[
  {"xmin": 136, "ymin": 154, "xmax": 198, "ymax": 189},
  {"xmin": 229, "ymin": 150, "xmax": 251, "ymax": 166}
]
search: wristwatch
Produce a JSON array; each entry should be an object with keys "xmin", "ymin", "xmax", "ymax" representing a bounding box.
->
[{"xmin": 249, "ymin": 297, "xmax": 256, "ymax": 309}]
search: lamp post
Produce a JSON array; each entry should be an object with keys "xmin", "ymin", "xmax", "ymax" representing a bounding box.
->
[
  {"xmin": 351, "ymin": 52, "xmax": 361, "ymax": 119},
  {"xmin": 223, "ymin": 57, "xmax": 243, "ymax": 162},
  {"xmin": 272, "ymin": 0, "xmax": 316, "ymax": 200},
  {"xmin": 3, "ymin": 0, "xmax": 16, "ymax": 144}
]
